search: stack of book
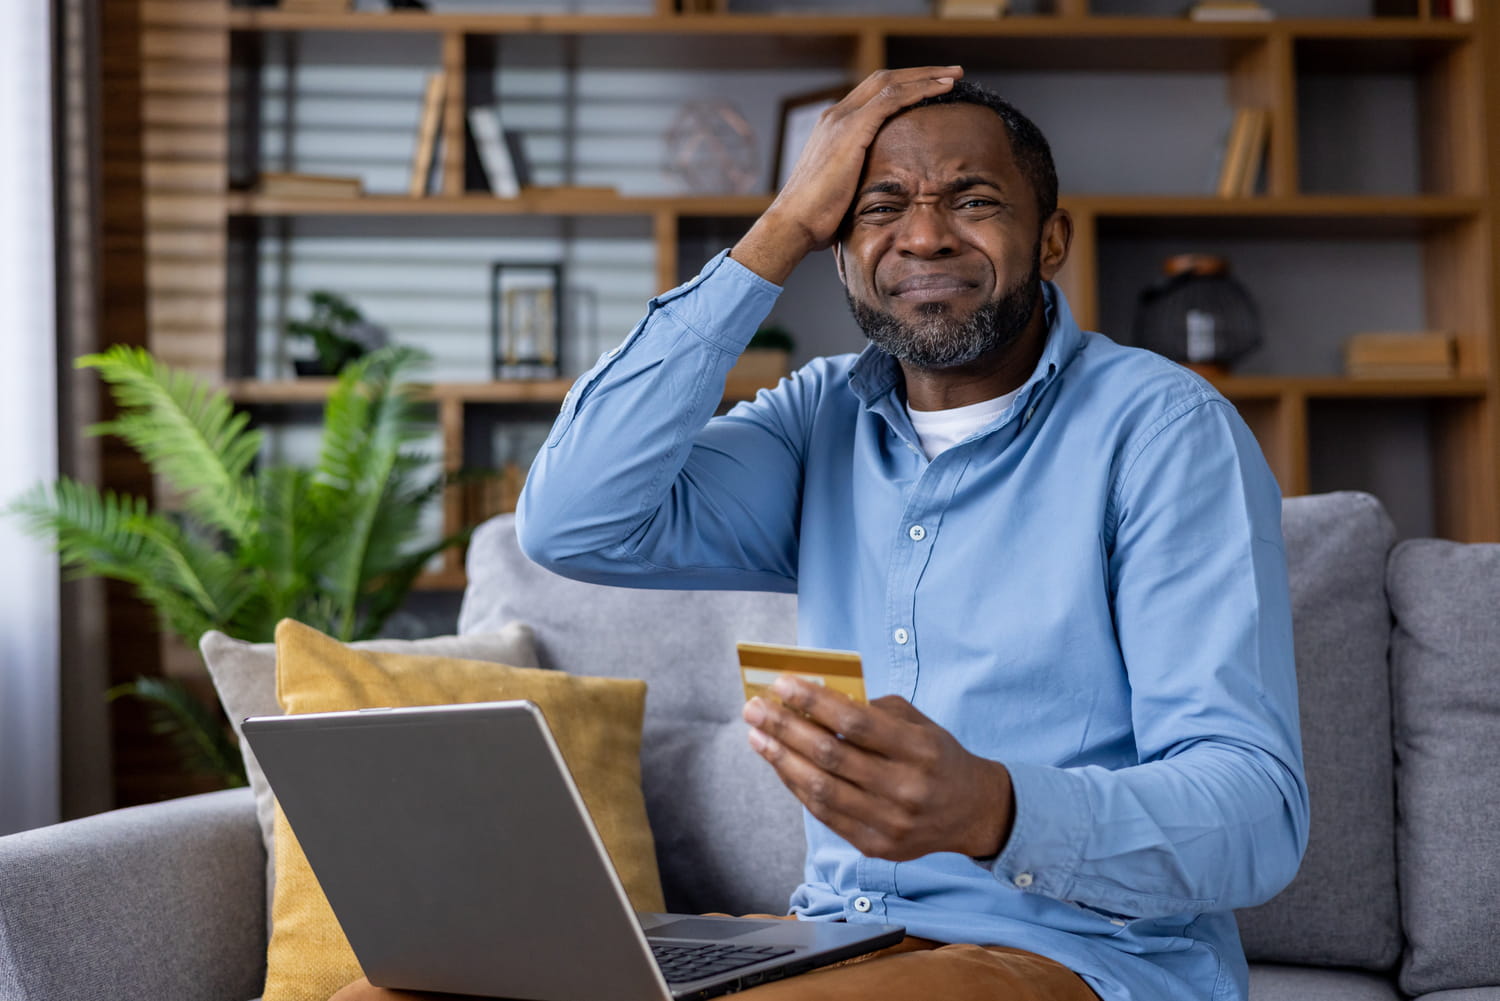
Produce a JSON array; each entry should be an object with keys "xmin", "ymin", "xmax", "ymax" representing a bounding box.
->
[
  {"xmin": 277, "ymin": 0, "xmax": 354, "ymax": 11},
  {"xmin": 1216, "ymin": 107, "xmax": 1270, "ymax": 198},
  {"xmin": 1344, "ymin": 331, "xmax": 1456, "ymax": 380},
  {"xmin": 1187, "ymin": 1, "xmax": 1273, "ymax": 20},
  {"xmin": 257, "ymin": 172, "xmax": 362, "ymax": 198},
  {"xmin": 934, "ymin": 0, "xmax": 1009, "ymax": 18}
]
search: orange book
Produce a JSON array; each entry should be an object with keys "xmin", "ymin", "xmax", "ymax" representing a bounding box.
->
[
  {"xmin": 408, "ymin": 72, "xmax": 446, "ymax": 198},
  {"xmin": 1216, "ymin": 108, "xmax": 1253, "ymax": 198},
  {"xmin": 1238, "ymin": 108, "xmax": 1270, "ymax": 197}
]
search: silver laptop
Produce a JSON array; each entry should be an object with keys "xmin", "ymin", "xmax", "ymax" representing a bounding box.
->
[{"xmin": 243, "ymin": 700, "xmax": 904, "ymax": 1001}]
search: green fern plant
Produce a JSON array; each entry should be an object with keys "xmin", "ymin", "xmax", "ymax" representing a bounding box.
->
[{"xmin": 8, "ymin": 343, "xmax": 466, "ymax": 786}]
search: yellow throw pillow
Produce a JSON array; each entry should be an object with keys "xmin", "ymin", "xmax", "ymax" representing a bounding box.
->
[{"xmin": 263, "ymin": 618, "xmax": 665, "ymax": 1001}]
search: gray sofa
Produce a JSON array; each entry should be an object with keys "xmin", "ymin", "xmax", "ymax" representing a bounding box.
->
[{"xmin": 1, "ymin": 491, "xmax": 1497, "ymax": 1001}]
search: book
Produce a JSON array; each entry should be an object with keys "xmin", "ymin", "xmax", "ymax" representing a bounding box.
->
[
  {"xmin": 935, "ymin": 0, "xmax": 1009, "ymax": 17},
  {"xmin": 1344, "ymin": 331, "xmax": 1455, "ymax": 379},
  {"xmin": 256, "ymin": 172, "xmax": 363, "ymax": 198},
  {"xmin": 1188, "ymin": 1, "xmax": 1273, "ymax": 20},
  {"xmin": 1216, "ymin": 107, "xmax": 1268, "ymax": 198},
  {"xmin": 1216, "ymin": 108, "xmax": 1252, "ymax": 197},
  {"xmin": 468, "ymin": 106, "xmax": 522, "ymax": 198},
  {"xmin": 278, "ymin": 0, "xmax": 354, "ymax": 11},
  {"xmin": 1237, "ymin": 106, "xmax": 1269, "ymax": 197},
  {"xmin": 1215, "ymin": 109, "xmax": 1250, "ymax": 198},
  {"xmin": 408, "ymin": 71, "xmax": 446, "ymax": 198}
]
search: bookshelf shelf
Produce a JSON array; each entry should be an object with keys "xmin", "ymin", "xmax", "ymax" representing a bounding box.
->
[
  {"xmin": 224, "ymin": 10, "xmax": 1473, "ymax": 42},
  {"xmin": 1213, "ymin": 376, "xmax": 1488, "ymax": 400},
  {"xmin": 227, "ymin": 190, "xmax": 775, "ymax": 218},
  {"xmin": 226, "ymin": 377, "xmax": 772, "ymax": 408},
  {"xmin": 228, "ymin": 192, "xmax": 1481, "ymax": 236}
]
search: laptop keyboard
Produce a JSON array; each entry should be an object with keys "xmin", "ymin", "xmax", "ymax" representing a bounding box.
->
[{"xmin": 651, "ymin": 942, "xmax": 795, "ymax": 984}]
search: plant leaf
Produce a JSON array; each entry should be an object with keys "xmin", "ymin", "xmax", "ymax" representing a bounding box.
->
[
  {"xmin": 78, "ymin": 346, "xmax": 262, "ymax": 547},
  {"xmin": 313, "ymin": 345, "xmax": 430, "ymax": 638},
  {"xmin": 109, "ymin": 677, "xmax": 247, "ymax": 787}
]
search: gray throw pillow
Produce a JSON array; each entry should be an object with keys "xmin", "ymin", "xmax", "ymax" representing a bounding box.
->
[
  {"xmin": 1235, "ymin": 491, "xmax": 1400, "ymax": 970},
  {"xmin": 1387, "ymin": 539, "xmax": 1500, "ymax": 995},
  {"xmin": 199, "ymin": 623, "xmax": 540, "ymax": 928}
]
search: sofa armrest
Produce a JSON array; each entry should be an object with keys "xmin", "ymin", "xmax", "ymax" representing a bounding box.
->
[{"xmin": 0, "ymin": 788, "xmax": 265, "ymax": 1001}]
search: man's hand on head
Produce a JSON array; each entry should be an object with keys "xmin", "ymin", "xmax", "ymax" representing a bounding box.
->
[
  {"xmin": 743, "ymin": 675, "xmax": 1014, "ymax": 863},
  {"xmin": 729, "ymin": 66, "xmax": 964, "ymax": 287}
]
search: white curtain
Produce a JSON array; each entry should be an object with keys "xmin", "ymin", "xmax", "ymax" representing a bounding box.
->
[{"xmin": 0, "ymin": 0, "xmax": 60, "ymax": 835}]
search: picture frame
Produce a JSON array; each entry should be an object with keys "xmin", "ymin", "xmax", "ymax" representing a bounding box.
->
[
  {"xmin": 771, "ymin": 86, "xmax": 847, "ymax": 193},
  {"xmin": 490, "ymin": 261, "xmax": 564, "ymax": 380}
]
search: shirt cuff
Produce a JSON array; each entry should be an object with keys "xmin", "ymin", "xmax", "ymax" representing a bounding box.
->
[{"xmin": 980, "ymin": 759, "xmax": 1090, "ymax": 901}]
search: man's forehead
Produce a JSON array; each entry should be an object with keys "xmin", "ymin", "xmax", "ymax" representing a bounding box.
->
[{"xmin": 862, "ymin": 104, "xmax": 1015, "ymax": 180}]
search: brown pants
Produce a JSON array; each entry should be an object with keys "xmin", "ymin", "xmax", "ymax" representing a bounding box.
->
[{"xmin": 329, "ymin": 929, "xmax": 1098, "ymax": 1001}]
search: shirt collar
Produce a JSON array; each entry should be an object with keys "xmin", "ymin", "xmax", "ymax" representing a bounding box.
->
[{"xmin": 846, "ymin": 281, "xmax": 1083, "ymax": 409}]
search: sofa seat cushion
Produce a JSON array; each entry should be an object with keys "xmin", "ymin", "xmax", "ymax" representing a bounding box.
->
[
  {"xmin": 460, "ymin": 513, "xmax": 805, "ymax": 915},
  {"xmin": 1235, "ymin": 492, "xmax": 1401, "ymax": 970},
  {"xmin": 1248, "ymin": 965, "xmax": 1400, "ymax": 1001},
  {"xmin": 1387, "ymin": 539, "xmax": 1500, "ymax": 996}
]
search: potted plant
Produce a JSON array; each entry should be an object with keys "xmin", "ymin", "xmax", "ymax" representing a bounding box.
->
[
  {"xmin": 8, "ymin": 344, "xmax": 464, "ymax": 786},
  {"xmin": 287, "ymin": 290, "xmax": 381, "ymax": 377}
]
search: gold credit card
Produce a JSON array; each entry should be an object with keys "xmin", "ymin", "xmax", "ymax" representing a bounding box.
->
[{"xmin": 736, "ymin": 642, "xmax": 866, "ymax": 705}]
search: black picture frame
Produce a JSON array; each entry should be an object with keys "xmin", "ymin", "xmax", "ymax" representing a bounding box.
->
[{"xmin": 490, "ymin": 261, "xmax": 564, "ymax": 380}]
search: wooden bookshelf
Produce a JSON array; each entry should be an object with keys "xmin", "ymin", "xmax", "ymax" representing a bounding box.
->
[
  {"xmin": 197, "ymin": 2, "xmax": 1500, "ymax": 587},
  {"xmin": 84, "ymin": 0, "xmax": 1490, "ymax": 814}
]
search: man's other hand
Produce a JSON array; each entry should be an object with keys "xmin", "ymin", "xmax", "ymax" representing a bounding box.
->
[
  {"xmin": 743, "ymin": 675, "xmax": 1014, "ymax": 862},
  {"xmin": 729, "ymin": 66, "xmax": 963, "ymax": 286}
]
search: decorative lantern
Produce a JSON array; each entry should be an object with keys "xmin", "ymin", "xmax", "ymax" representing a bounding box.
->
[{"xmin": 1132, "ymin": 254, "xmax": 1261, "ymax": 376}]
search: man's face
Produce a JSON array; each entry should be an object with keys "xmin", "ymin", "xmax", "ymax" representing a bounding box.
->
[{"xmin": 836, "ymin": 103, "xmax": 1058, "ymax": 371}]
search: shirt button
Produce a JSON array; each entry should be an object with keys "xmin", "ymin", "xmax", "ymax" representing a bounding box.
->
[
  {"xmin": 893, "ymin": 628, "xmax": 909, "ymax": 645},
  {"xmin": 1013, "ymin": 872, "xmax": 1034, "ymax": 888},
  {"xmin": 908, "ymin": 525, "xmax": 926, "ymax": 541},
  {"xmin": 853, "ymin": 896, "xmax": 872, "ymax": 913},
  {"xmin": 1110, "ymin": 919, "xmax": 1127, "ymax": 927}
]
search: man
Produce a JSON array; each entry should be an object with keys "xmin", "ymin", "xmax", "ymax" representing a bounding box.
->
[{"xmin": 339, "ymin": 68, "xmax": 1309, "ymax": 1001}]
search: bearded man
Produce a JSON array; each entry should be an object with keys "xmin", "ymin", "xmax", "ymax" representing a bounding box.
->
[{"xmin": 342, "ymin": 68, "xmax": 1310, "ymax": 1001}]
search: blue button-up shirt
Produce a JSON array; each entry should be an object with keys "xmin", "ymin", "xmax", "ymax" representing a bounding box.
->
[{"xmin": 517, "ymin": 251, "xmax": 1309, "ymax": 1001}]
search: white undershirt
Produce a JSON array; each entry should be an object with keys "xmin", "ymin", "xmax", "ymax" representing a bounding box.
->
[{"xmin": 906, "ymin": 387, "xmax": 1023, "ymax": 460}]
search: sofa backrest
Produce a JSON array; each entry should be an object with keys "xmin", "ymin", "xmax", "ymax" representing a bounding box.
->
[
  {"xmin": 458, "ymin": 519, "xmax": 804, "ymax": 915},
  {"xmin": 1385, "ymin": 538, "xmax": 1500, "ymax": 996},
  {"xmin": 459, "ymin": 493, "xmax": 1409, "ymax": 954},
  {"xmin": 1234, "ymin": 492, "xmax": 1401, "ymax": 971}
]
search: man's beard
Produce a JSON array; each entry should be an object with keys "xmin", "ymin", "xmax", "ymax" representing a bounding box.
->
[{"xmin": 847, "ymin": 253, "xmax": 1042, "ymax": 371}]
